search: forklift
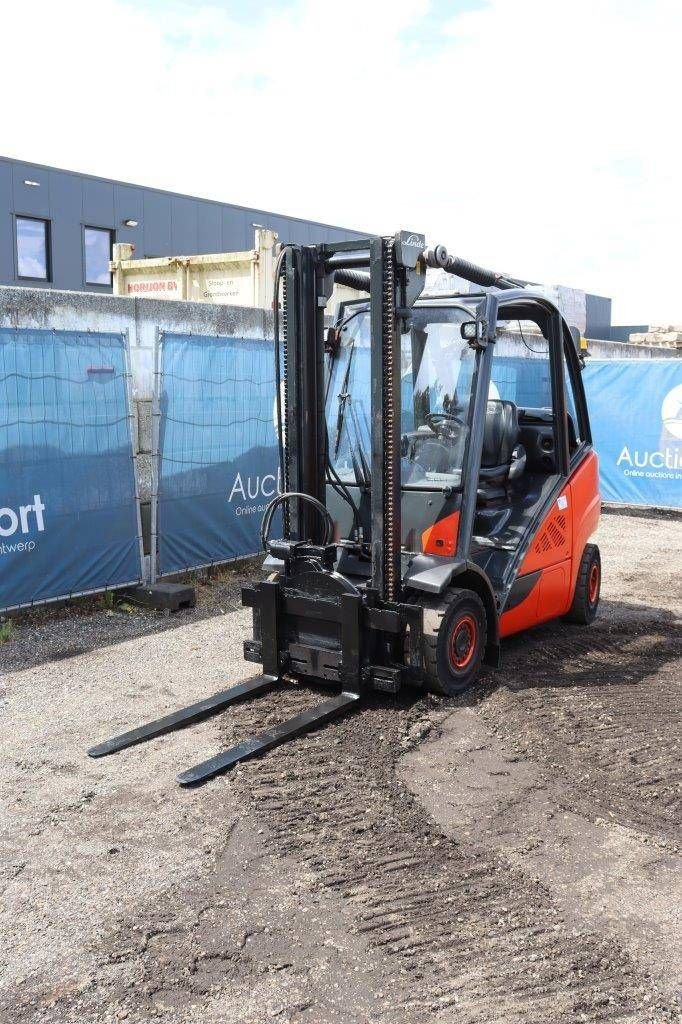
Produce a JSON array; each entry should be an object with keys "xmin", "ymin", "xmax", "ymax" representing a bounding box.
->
[{"xmin": 89, "ymin": 232, "xmax": 601, "ymax": 785}]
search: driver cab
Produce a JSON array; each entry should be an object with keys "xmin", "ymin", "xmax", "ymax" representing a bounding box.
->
[
  {"xmin": 325, "ymin": 294, "xmax": 590, "ymax": 599},
  {"xmin": 469, "ymin": 301, "xmax": 589, "ymax": 589}
]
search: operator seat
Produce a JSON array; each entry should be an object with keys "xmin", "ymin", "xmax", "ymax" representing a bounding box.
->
[{"xmin": 477, "ymin": 399, "xmax": 526, "ymax": 504}]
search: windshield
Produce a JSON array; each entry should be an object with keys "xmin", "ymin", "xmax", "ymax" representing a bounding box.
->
[{"xmin": 326, "ymin": 305, "xmax": 475, "ymax": 491}]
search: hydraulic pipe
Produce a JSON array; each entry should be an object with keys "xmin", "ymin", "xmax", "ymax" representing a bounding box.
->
[
  {"xmin": 325, "ymin": 253, "xmax": 372, "ymax": 270},
  {"xmin": 333, "ymin": 247, "xmax": 524, "ymax": 295},
  {"xmin": 333, "ymin": 269, "xmax": 372, "ymax": 292},
  {"xmin": 422, "ymin": 245, "xmax": 520, "ymax": 290}
]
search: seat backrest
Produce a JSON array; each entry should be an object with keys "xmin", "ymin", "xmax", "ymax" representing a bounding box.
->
[{"xmin": 481, "ymin": 399, "xmax": 519, "ymax": 470}]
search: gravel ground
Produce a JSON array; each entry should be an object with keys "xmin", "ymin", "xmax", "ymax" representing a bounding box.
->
[
  {"xmin": 0, "ymin": 558, "xmax": 261, "ymax": 674},
  {"xmin": 0, "ymin": 509, "xmax": 680, "ymax": 1024}
]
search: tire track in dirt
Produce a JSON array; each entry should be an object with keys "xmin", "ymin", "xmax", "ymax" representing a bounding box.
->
[
  {"xmin": 223, "ymin": 679, "xmax": 678, "ymax": 1023},
  {"xmin": 476, "ymin": 617, "xmax": 681, "ymax": 840}
]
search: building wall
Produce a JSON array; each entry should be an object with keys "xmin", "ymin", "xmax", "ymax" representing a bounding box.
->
[
  {"xmin": 608, "ymin": 324, "xmax": 649, "ymax": 342},
  {"xmin": 585, "ymin": 292, "xmax": 612, "ymax": 341},
  {"xmin": 2, "ymin": 157, "xmax": 624, "ymax": 341},
  {"xmin": 0, "ymin": 156, "xmax": 362, "ymax": 294}
]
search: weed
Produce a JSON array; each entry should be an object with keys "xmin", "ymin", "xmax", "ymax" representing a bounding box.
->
[{"xmin": 0, "ymin": 619, "xmax": 15, "ymax": 644}]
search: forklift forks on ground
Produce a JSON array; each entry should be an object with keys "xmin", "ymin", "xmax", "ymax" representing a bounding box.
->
[
  {"xmin": 89, "ymin": 231, "xmax": 601, "ymax": 785},
  {"xmin": 88, "ymin": 674, "xmax": 359, "ymax": 786}
]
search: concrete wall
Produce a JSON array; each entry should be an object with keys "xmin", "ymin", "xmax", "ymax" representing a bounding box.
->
[{"xmin": 584, "ymin": 336, "xmax": 678, "ymax": 359}]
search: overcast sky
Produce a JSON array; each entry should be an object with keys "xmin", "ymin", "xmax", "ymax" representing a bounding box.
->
[{"xmin": 2, "ymin": 0, "xmax": 679, "ymax": 324}]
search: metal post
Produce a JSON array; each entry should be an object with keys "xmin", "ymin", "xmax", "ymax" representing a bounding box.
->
[
  {"xmin": 284, "ymin": 250, "xmax": 301, "ymax": 538},
  {"xmin": 283, "ymin": 246, "xmax": 326, "ymax": 543},
  {"xmin": 456, "ymin": 296, "xmax": 495, "ymax": 562},
  {"xmin": 369, "ymin": 237, "xmax": 401, "ymax": 601},
  {"xmin": 122, "ymin": 328, "xmax": 146, "ymax": 584},
  {"xmin": 300, "ymin": 246, "xmax": 326, "ymax": 541},
  {"xmin": 150, "ymin": 328, "xmax": 162, "ymax": 583}
]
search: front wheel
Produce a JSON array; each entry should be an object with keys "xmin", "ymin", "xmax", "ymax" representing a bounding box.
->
[
  {"xmin": 421, "ymin": 588, "xmax": 487, "ymax": 696},
  {"xmin": 565, "ymin": 543, "xmax": 601, "ymax": 624}
]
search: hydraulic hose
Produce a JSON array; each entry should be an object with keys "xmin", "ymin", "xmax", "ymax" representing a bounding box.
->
[
  {"xmin": 333, "ymin": 269, "xmax": 371, "ymax": 293},
  {"xmin": 423, "ymin": 245, "xmax": 519, "ymax": 290},
  {"xmin": 335, "ymin": 250, "xmax": 520, "ymax": 292},
  {"xmin": 260, "ymin": 492, "xmax": 335, "ymax": 551},
  {"xmin": 325, "ymin": 431, "xmax": 361, "ymax": 539}
]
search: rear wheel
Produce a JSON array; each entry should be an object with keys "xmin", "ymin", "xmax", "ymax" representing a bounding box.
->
[
  {"xmin": 421, "ymin": 588, "xmax": 487, "ymax": 696},
  {"xmin": 566, "ymin": 543, "xmax": 601, "ymax": 624}
]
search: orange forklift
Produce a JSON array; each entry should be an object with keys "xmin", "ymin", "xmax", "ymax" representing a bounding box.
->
[{"xmin": 90, "ymin": 232, "xmax": 601, "ymax": 785}]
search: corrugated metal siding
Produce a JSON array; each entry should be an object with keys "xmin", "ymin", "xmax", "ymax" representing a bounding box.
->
[{"xmin": 0, "ymin": 156, "xmax": 364, "ymax": 293}]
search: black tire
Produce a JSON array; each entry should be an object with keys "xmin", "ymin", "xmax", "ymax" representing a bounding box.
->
[
  {"xmin": 421, "ymin": 588, "xmax": 487, "ymax": 696},
  {"xmin": 565, "ymin": 543, "xmax": 601, "ymax": 624}
]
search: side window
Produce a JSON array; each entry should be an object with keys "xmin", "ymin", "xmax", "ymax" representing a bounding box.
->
[
  {"xmin": 16, "ymin": 216, "xmax": 50, "ymax": 280},
  {"xmin": 84, "ymin": 227, "xmax": 114, "ymax": 286},
  {"xmin": 488, "ymin": 322, "xmax": 559, "ymax": 477},
  {"xmin": 562, "ymin": 342, "xmax": 583, "ymax": 449},
  {"xmin": 490, "ymin": 322, "xmax": 552, "ymax": 409}
]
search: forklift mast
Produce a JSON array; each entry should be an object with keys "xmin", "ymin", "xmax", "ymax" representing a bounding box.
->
[{"xmin": 281, "ymin": 232, "xmax": 430, "ymax": 603}]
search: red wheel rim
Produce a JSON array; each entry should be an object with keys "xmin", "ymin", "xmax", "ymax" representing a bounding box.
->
[
  {"xmin": 588, "ymin": 563, "xmax": 600, "ymax": 603},
  {"xmin": 448, "ymin": 613, "xmax": 477, "ymax": 671}
]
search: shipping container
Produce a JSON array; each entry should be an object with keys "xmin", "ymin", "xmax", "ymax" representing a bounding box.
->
[{"xmin": 110, "ymin": 228, "xmax": 277, "ymax": 307}]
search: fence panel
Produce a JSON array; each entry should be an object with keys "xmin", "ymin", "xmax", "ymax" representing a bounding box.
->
[
  {"xmin": 0, "ymin": 328, "xmax": 143, "ymax": 611},
  {"xmin": 155, "ymin": 333, "xmax": 279, "ymax": 577},
  {"xmin": 584, "ymin": 359, "xmax": 682, "ymax": 508}
]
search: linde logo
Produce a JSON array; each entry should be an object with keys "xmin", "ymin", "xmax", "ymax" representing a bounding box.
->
[
  {"xmin": 227, "ymin": 472, "xmax": 280, "ymax": 517},
  {"xmin": 616, "ymin": 384, "xmax": 682, "ymax": 478},
  {"xmin": 0, "ymin": 494, "xmax": 45, "ymax": 554}
]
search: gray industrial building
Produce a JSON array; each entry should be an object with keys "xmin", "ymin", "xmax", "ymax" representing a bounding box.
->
[
  {"xmin": 1, "ymin": 155, "xmax": 632, "ymax": 340},
  {"xmin": 0, "ymin": 155, "xmax": 362, "ymax": 295}
]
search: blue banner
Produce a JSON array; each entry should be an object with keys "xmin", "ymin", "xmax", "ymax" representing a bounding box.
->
[
  {"xmin": 0, "ymin": 328, "xmax": 142, "ymax": 611},
  {"xmin": 156, "ymin": 333, "xmax": 280, "ymax": 575},
  {"xmin": 584, "ymin": 359, "xmax": 682, "ymax": 508}
]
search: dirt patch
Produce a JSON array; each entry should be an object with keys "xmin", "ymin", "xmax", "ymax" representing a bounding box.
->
[
  {"xmin": 401, "ymin": 707, "xmax": 680, "ymax": 997},
  {"xmin": 0, "ymin": 510, "xmax": 680, "ymax": 1023}
]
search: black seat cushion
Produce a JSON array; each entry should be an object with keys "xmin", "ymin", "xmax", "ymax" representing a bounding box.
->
[
  {"xmin": 479, "ymin": 400, "xmax": 519, "ymax": 479},
  {"xmin": 477, "ymin": 400, "xmax": 526, "ymax": 506}
]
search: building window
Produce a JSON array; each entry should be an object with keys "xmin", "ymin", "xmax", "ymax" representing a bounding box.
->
[
  {"xmin": 84, "ymin": 227, "xmax": 114, "ymax": 286},
  {"xmin": 16, "ymin": 216, "xmax": 50, "ymax": 280}
]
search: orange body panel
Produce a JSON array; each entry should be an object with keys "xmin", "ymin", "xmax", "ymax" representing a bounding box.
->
[
  {"xmin": 517, "ymin": 489, "xmax": 572, "ymax": 575},
  {"xmin": 566, "ymin": 450, "xmax": 601, "ymax": 602},
  {"xmin": 499, "ymin": 451, "xmax": 600, "ymax": 638},
  {"xmin": 422, "ymin": 510, "xmax": 460, "ymax": 557},
  {"xmin": 499, "ymin": 581, "xmax": 541, "ymax": 637}
]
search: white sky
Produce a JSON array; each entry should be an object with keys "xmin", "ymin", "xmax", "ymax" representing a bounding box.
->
[{"xmin": 1, "ymin": 0, "xmax": 680, "ymax": 324}]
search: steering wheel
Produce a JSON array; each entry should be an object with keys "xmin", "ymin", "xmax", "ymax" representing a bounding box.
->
[{"xmin": 425, "ymin": 411, "xmax": 464, "ymax": 435}]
